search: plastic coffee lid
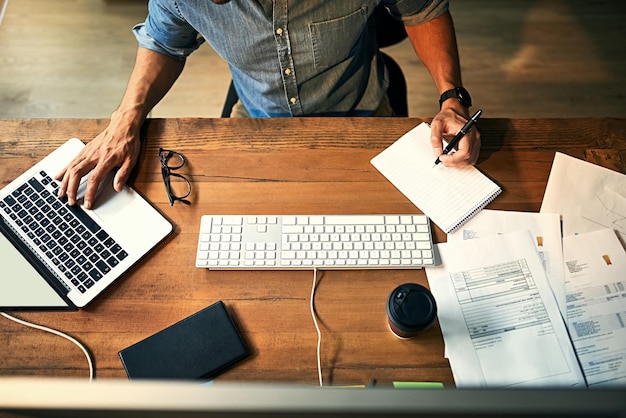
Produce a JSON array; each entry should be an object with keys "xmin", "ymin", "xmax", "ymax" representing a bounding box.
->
[{"xmin": 386, "ymin": 283, "xmax": 437, "ymax": 333}]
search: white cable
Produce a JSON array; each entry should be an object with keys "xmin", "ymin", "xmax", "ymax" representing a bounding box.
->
[
  {"xmin": 1, "ymin": 311, "xmax": 94, "ymax": 381},
  {"xmin": 310, "ymin": 268, "xmax": 323, "ymax": 387}
]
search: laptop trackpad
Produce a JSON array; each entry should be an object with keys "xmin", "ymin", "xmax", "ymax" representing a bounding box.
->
[{"xmin": 0, "ymin": 233, "xmax": 68, "ymax": 309}]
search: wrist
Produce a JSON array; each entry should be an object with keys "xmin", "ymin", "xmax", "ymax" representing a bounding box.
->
[
  {"xmin": 440, "ymin": 99, "xmax": 470, "ymax": 118},
  {"xmin": 111, "ymin": 105, "xmax": 147, "ymax": 135}
]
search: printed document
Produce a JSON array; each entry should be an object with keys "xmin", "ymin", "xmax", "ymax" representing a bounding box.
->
[
  {"xmin": 540, "ymin": 152, "xmax": 626, "ymax": 246},
  {"xmin": 563, "ymin": 228, "xmax": 626, "ymax": 387},
  {"xmin": 426, "ymin": 230, "xmax": 586, "ymax": 388},
  {"xmin": 447, "ymin": 209, "xmax": 567, "ymax": 316}
]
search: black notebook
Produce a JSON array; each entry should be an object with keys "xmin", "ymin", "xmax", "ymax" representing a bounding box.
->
[{"xmin": 118, "ymin": 301, "xmax": 249, "ymax": 380}]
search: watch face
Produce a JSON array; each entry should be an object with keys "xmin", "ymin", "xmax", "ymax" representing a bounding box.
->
[{"xmin": 455, "ymin": 87, "xmax": 472, "ymax": 107}]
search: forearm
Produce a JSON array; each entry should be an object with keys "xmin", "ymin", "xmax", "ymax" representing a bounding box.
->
[
  {"xmin": 55, "ymin": 47, "xmax": 186, "ymax": 206},
  {"xmin": 406, "ymin": 11, "xmax": 480, "ymax": 166},
  {"xmin": 113, "ymin": 47, "xmax": 186, "ymax": 132},
  {"xmin": 404, "ymin": 11, "xmax": 462, "ymax": 101}
]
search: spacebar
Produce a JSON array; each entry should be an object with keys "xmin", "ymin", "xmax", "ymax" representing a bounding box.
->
[
  {"xmin": 66, "ymin": 204, "xmax": 101, "ymax": 233},
  {"xmin": 323, "ymin": 215, "xmax": 386, "ymax": 225}
]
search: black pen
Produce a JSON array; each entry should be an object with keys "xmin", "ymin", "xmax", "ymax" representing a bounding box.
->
[{"xmin": 433, "ymin": 109, "xmax": 482, "ymax": 166}]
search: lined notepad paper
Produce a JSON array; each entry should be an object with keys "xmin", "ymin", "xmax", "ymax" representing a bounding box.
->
[{"xmin": 371, "ymin": 123, "xmax": 501, "ymax": 233}]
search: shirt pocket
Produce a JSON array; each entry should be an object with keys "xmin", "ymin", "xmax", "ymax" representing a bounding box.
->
[{"xmin": 309, "ymin": 6, "xmax": 368, "ymax": 70}]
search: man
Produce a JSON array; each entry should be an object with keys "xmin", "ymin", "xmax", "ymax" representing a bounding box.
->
[{"xmin": 57, "ymin": 0, "xmax": 481, "ymax": 209}]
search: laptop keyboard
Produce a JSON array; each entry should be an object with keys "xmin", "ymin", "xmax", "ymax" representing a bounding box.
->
[
  {"xmin": 0, "ymin": 170, "xmax": 128, "ymax": 294},
  {"xmin": 196, "ymin": 214, "xmax": 438, "ymax": 269}
]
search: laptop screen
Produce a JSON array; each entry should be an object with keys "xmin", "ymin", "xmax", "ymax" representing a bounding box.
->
[{"xmin": 0, "ymin": 231, "xmax": 69, "ymax": 309}]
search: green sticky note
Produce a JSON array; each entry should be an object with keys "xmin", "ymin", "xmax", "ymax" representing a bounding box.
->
[{"xmin": 392, "ymin": 381, "xmax": 444, "ymax": 389}]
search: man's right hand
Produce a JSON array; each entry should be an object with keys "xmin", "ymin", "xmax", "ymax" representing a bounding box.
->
[{"xmin": 55, "ymin": 114, "xmax": 142, "ymax": 210}]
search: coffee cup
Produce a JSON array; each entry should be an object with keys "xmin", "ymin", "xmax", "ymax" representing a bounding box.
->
[{"xmin": 386, "ymin": 283, "xmax": 437, "ymax": 339}]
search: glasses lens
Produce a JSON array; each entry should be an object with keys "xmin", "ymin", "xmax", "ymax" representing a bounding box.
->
[
  {"xmin": 168, "ymin": 173, "xmax": 191, "ymax": 200},
  {"xmin": 160, "ymin": 149, "xmax": 185, "ymax": 169},
  {"xmin": 167, "ymin": 152, "xmax": 185, "ymax": 170}
]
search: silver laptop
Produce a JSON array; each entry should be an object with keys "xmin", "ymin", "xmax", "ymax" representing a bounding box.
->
[{"xmin": 0, "ymin": 138, "xmax": 173, "ymax": 310}]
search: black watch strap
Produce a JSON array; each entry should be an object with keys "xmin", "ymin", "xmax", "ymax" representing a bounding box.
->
[{"xmin": 439, "ymin": 87, "xmax": 472, "ymax": 109}]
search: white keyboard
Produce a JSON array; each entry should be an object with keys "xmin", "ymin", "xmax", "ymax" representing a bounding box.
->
[{"xmin": 195, "ymin": 215, "xmax": 439, "ymax": 269}]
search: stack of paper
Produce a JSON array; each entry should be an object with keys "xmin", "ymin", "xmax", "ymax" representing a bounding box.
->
[
  {"xmin": 425, "ymin": 153, "xmax": 626, "ymax": 388},
  {"xmin": 426, "ymin": 229, "xmax": 586, "ymax": 388}
]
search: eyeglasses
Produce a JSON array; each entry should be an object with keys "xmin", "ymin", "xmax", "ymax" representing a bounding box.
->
[{"xmin": 159, "ymin": 148, "xmax": 191, "ymax": 206}]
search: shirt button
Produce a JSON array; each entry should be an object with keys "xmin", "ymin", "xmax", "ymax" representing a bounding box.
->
[
  {"xmin": 284, "ymin": 68, "xmax": 291, "ymax": 76},
  {"xmin": 289, "ymin": 97, "xmax": 297, "ymax": 104},
  {"xmin": 276, "ymin": 28, "xmax": 283, "ymax": 36}
]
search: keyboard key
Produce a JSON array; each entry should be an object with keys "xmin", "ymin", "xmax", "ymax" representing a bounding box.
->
[
  {"xmin": 3, "ymin": 195, "xmax": 16, "ymax": 207},
  {"xmin": 95, "ymin": 229, "xmax": 109, "ymax": 241},
  {"xmin": 89, "ymin": 269, "xmax": 103, "ymax": 282},
  {"xmin": 107, "ymin": 256, "xmax": 120, "ymax": 267},
  {"xmin": 95, "ymin": 260, "xmax": 111, "ymax": 274}
]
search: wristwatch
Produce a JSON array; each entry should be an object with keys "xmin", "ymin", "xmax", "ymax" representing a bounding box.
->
[{"xmin": 439, "ymin": 87, "xmax": 472, "ymax": 109}]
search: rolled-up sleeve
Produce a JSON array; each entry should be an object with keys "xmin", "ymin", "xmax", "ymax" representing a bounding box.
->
[
  {"xmin": 132, "ymin": 0, "xmax": 204, "ymax": 60},
  {"xmin": 382, "ymin": 0, "xmax": 449, "ymax": 26}
]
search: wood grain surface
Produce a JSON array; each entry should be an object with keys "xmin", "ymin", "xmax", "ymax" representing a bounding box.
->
[{"xmin": 1, "ymin": 117, "xmax": 624, "ymax": 386}]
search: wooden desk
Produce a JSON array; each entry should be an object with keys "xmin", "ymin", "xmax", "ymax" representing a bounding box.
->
[{"xmin": 1, "ymin": 118, "xmax": 625, "ymax": 385}]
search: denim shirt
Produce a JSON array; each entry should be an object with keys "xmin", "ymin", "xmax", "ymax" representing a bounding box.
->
[{"xmin": 133, "ymin": 0, "xmax": 448, "ymax": 117}]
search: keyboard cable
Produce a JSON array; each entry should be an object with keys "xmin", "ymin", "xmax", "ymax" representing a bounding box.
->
[
  {"xmin": 310, "ymin": 268, "xmax": 323, "ymax": 387},
  {"xmin": 1, "ymin": 311, "xmax": 94, "ymax": 381}
]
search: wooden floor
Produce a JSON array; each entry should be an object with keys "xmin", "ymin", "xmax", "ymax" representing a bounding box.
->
[{"xmin": 0, "ymin": 0, "xmax": 625, "ymax": 119}]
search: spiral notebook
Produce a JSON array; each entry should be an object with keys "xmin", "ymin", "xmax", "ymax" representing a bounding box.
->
[{"xmin": 371, "ymin": 123, "xmax": 501, "ymax": 234}]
